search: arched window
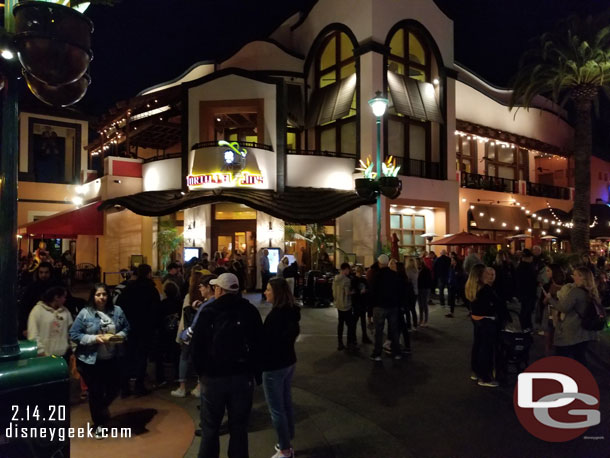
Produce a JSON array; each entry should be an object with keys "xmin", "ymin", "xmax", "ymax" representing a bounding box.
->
[
  {"xmin": 386, "ymin": 25, "xmax": 442, "ymax": 179},
  {"xmin": 307, "ymin": 30, "xmax": 357, "ymax": 155}
]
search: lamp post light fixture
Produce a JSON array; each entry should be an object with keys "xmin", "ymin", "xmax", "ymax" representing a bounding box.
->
[{"xmin": 368, "ymin": 91, "xmax": 388, "ymax": 257}]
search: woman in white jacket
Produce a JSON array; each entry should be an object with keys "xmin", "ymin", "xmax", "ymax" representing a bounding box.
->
[{"xmin": 27, "ymin": 285, "xmax": 73, "ymax": 359}]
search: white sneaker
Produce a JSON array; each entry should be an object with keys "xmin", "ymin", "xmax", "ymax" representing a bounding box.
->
[
  {"xmin": 477, "ymin": 379, "xmax": 499, "ymax": 388},
  {"xmin": 191, "ymin": 386, "xmax": 201, "ymax": 397},
  {"xmin": 271, "ymin": 449, "xmax": 294, "ymax": 458},
  {"xmin": 274, "ymin": 444, "xmax": 295, "ymax": 456},
  {"xmin": 171, "ymin": 387, "xmax": 186, "ymax": 397}
]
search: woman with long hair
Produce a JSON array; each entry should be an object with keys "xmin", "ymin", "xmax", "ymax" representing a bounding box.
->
[
  {"xmin": 262, "ymin": 277, "xmax": 301, "ymax": 458},
  {"xmin": 172, "ymin": 270, "xmax": 206, "ymax": 397},
  {"xmin": 466, "ymin": 264, "xmax": 500, "ymax": 388},
  {"xmin": 70, "ymin": 283, "xmax": 130, "ymax": 439},
  {"xmin": 545, "ymin": 266, "xmax": 601, "ymax": 366}
]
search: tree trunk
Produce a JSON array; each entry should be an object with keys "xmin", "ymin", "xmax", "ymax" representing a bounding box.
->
[{"xmin": 570, "ymin": 97, "xmax": 593, "ymax": 254}]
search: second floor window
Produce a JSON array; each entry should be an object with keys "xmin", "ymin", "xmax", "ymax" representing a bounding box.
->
[
  {"xmin": 456, "ymin": 136, "xmax": 477, "ymax": 173},
  {"xmin": 484, "ymin": 143, "xmax": 529, "ymax": 181}
]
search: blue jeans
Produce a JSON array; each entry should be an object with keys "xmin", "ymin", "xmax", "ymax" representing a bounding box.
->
[
  {"xmin": 178, "ymin": 344, "xmax": 191, "ymax": 383},
  {"xmin": 262, "ymin": 365, "xmax": 296, "ymax": 450},
  {"xmin": 198, "ymin": 374, "xmax": 254, "ymax": 458},
  {"xmin": 372, "ymin": 307, "xmax": 400, "ymax": 357}
]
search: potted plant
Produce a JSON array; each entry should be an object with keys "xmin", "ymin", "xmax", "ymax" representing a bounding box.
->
[
  {"xmin": 355, "ymin": 156, "xmax": 379, "ymax": 199},
  {"xmin": 379, "ymin": 156, "xmax": 402, "ymax": 198},
  {"xmin": 155, "ymin": 219, "xmax": 183, "ymax": 274}
]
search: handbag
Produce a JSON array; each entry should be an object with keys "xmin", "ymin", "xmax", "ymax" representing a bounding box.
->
[{"xmin": 576, "ymin": 297, "xmax": 607, "ymax": 331}]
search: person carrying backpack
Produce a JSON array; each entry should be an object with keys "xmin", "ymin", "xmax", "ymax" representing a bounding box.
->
[{"xmin": 191, "ymin": 273, "xmax": 263, "ymax": 458}]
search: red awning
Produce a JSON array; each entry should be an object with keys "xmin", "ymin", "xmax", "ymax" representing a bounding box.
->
[
  {"xmin": 19, "ymin": 201, "xmax": 103, "ymax": 238},
  {"xmin": 430, "ymin": 231, "xmax": 498, "ymax": 246}
]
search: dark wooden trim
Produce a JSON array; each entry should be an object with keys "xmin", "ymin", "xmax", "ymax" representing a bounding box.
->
[
  {"xmin": 18, "ymin": 198, "xmax": 73, "ymax": 204},
  {"xmin": 353, "ymin": 39, "xmax": 390, "ymax": 57},
  {"xmin": 303, "ymin": 23, "xmax": 359, "ymax": 78},
  {"xmin": 456, "ymin": 119, "xmax": 567, "ymax": 156},
  {"xmin": 181, "ymin": 84, "xmax": 189, "ymax": 192},
  {"xmin": 26, "ymin": 117, "xmax": 83, "ymax": 185},
  {"xmin": 444, "ymin": 67, "xmax": 459, "ymax": 79}
]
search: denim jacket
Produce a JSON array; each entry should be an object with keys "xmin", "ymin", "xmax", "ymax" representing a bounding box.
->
[{"xmin": 69, "ymin": 305, "xmax": 130, "ymax": 365}]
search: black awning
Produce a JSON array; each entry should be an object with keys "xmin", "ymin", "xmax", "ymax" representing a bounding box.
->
[{"xmin": 99, "ymin": 186, "xmax": 375, "ymax": 223}]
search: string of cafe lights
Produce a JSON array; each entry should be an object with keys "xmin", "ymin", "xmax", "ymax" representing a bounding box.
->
[{"xmin": 454, "ymin": 130, "xmax": 567, "ymax": 161}]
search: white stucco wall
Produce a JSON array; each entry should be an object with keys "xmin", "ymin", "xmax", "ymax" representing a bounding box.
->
[
  {"xmin": 219, "ymin": 41, "xmax": 304, "ymax": 73},
  {"xmin": 187, "ymin": 74, "xmax": 278, "ymax": 191},
  {"xmin": 455, "ymin": 80, "xmax": 573, "ymax": 149},
  {"xmin": 286, "ymin": 155, "xmax": 355, "ymax": 189},
  {"xmin": 143, "ymin": 158, "xmax": 182, "ymax": 191}
]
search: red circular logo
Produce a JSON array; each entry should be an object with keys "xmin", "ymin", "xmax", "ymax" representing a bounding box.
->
[{"xmin": 513, "ymin": 356, "xmax": 600, "ymax": 442}]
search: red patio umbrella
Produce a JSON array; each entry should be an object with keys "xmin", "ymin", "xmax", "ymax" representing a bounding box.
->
[{"xmin": 430, "ymin": 231, "xmax": 498, "ymax": 246}]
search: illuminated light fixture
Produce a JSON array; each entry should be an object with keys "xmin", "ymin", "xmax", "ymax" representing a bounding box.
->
[
  {"xmin": 16, "ymin": 234, "xmax": 22, "ymax": 239},
  {"xmin": 502, "ymin": 222, "xmax": 507, "ymax": 227},
  {"xmin": 470, "ymin": 205, "xmax": 475, "ymax": 210},
  {"xmin": 72, "ymin": 196, "xmax": 83, "ymax": 206},
  {"xmin": 432, "ymin": 78, "xmax": 439, "ymax": 86},
  {"xmin": 216, "ymin": 117, "xmax": 221, "ymax": 122},
  {"xmin": 490, "ymin": 217, "xmax": 495, "ymax": 222},
  {"xmin": 515, "ymin": 201, "xmax": 520, "ymax": 205},
  {"xmin": 538, "ymin": 217, "xmax": 542, "ymax": 221},
  {"xmin": 544, "ymin": 219, "xmax": 549, "ymax": 223},
  {"xmin": 521, "ymin": 207, "xmax": 525, "ymax": 210},
  {"xmin": 461, "ymin": 198, "xmax": 466, "ymax": 202},
  {"xmin": 526, "ymin": 210, "xmax": 530, "ymax": 214},
  {"xmin": 368, "ymin": 91, "xmax": 389, "ymax": 117},
  {"xmin": 551, "ymin": 221, "xmax": 556, "ymax": 225},
  {"xmin": 556, "ymin": 228, "xmax": 561, "ymax": 233},
  {"xmin": 479, "ymin": 212, "xmax": 484, "ymax": 217},
  {"xmin": 180, "ymin": 191, "xmax": 186, "ymax": 195},
  {"xmin": 542, "ymin": 231, "xmax": 547, "ymax": 235},
  {"xmin": 1, "ymin": 49, "xmax": 14, "ymax": 60},
  {"xmin": 527, "ymin": 228, "xmax": 532, "ymax": 232},
  {"xmin": 532, "ymin": 213, "xmax": 537, "ymax": 218},
  {"xmin": 130, "ymin": 105, "xmax": 171, "ymax": 121},
  {"xmin": 515, "ymin": 226, "xmax": 520, "ymax": 231}
]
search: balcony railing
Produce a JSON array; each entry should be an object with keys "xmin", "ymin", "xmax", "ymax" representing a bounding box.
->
[
  {"xmin": 191, "ymin": 140, "xmax": 274, "ymax": 152},
  {"xmin": 142, "ymin": 152, "xmax": 182, "ymax": 164},
  {"xmin": 394, "ymin": 157, "xmax": 442, "ymax": 180},
  {"xmin": 460, "ymin": 172, "xmax": 571, "ymax": 200},
  {"xmin": 287, "ymin": 149, "xmax": 356, "ymax": 159},
  {"xmin": 460, "ymin": 172, "xmax": 518, "ymax": 194},
  {"xmin": 526, "ymin": 182, "xmax": 571, "ymax": 200}
]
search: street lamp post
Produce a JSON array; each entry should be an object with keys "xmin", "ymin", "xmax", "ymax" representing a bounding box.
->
[{"xmin": 368, "ymin": 92, "xmax": 388, "ymax": 257}]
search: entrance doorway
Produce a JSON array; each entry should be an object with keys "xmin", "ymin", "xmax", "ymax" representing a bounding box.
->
[{"xmin": 211, "ymin": 204, "xmax": 257, "ymax": 290}]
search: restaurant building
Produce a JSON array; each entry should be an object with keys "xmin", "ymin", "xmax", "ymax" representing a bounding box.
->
[{"xmin": 18, "ymin": 0, "xmax": 610, "ymax": 283}]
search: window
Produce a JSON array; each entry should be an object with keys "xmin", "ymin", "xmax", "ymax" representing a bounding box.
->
[
  {"xmin": 386, "ymin": 25, "xmax": 440, "ymax": 177},
  {"xmin": 390, "ymin": 213, "xmax": 426, "ymax": 255},
  {"xmin": 313, "ymin": 31, "xmax": 357, "ymax": 154},
  {"xmin": 484, "ymin": 143, "xmax": 528, "ymax": 181},
  {"xmin": 388, "ymin": 28, "xmax": 429, "ymax": 81},
  {"xmin": 456, "ymin": 136, "xmax": 476, "ymax": 173},
  {"xmin": 24, "ymin": 119, "xmax": 82, "ymax": 184}
]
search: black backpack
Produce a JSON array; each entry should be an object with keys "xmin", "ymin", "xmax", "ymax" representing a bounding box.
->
[
  {"xmin": 578, "ymin": 297, "xmax": 607, "ymax": 331},
  {"xmin": 206, "ymin": 306, "xmax": 251, "ymax": 367}
]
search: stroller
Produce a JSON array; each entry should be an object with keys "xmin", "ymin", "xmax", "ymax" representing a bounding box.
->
[
  {"xmin": 302, "ymin": 270, "xmax": 333, "ymax": 308},
  {"xmin": 498, "ymin": 309, "xmax": 533, "ymax": 375}
]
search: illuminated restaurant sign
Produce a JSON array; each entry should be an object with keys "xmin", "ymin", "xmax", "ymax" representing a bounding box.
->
[{"xmin": 187, "ymin": 140, "xmax": 266, "ymax": 188}]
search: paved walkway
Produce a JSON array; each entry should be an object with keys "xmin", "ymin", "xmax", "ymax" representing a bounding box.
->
[{"xmin": 158, "ymin": 297, "xmax": 610, "ymax": 458}]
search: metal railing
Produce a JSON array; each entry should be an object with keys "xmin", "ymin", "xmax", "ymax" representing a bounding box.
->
[
  {"xmin": 142, "ymin": 152, "xmax": 182, "ymax": 164},
  {"xmin": 287, "ymin": 148, "xmax": 356, "ymax": 159},
  {"xmin": 460, "ymin": 172, "xmax": 518, "ymax": 193},
  {"xmin": 191, "ymin": 140, "xmax": 274, "ymax": 152},
  {"xmin": 395, "ymin": 157, "xmax": 442, "ymax": 180},
  {"xmin": 526, "ymin": 181, "xmax": 571, "ymax": 200}
]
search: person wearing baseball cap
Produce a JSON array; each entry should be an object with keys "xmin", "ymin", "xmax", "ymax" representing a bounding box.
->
[{"xmin": 191, "ymin": 272, "xmax": 263, "ymax": 457}]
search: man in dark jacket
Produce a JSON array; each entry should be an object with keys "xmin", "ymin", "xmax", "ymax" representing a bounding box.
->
[
  {"xmin": 433, "ymin": 250, "xmax": 451, "ymax": 307},
  {"xmin": 191, "ymin": 273, "xmax": 263, "ymax": 458},
  {"xmin": 117, "ymin": 263, "xmax": 160, "ymax": 395},
  {"xmin": 515, "ymin": 249, "xmax": 538, "ymax": 331},
  {"xmin": 369, "ymin": 254, "xmax": 402, "ymax": 361}
]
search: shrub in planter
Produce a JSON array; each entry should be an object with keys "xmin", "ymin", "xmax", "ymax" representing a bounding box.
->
[
  {"xmin": 378, "ymin": 176, "xmax": 402, "ymax": 199},
  {"xmin": 355, "ymin": 178, "xmax": 378, "ymax": 200}
]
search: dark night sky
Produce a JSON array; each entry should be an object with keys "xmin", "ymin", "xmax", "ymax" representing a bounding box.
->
[{"xmin": 75, "ymin": 0, "xmax": 609, "ymax": 136}]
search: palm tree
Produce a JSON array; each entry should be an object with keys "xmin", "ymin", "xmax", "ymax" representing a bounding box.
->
[{"xmin": 509, "ymin": 14, "xmax": 610, "ymax": 253}]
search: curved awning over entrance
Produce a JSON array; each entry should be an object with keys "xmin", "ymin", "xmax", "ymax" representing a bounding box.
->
[{"xmin": 99, "ymin": 187, "xmax": 375, "ymax": 224}]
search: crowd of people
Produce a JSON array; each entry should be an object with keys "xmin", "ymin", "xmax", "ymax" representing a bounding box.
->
[
  {"xmin": 15, "ymin": 240, "xmax": 610, "ymax": 455},
  {"xmin": 330, "ymin": 246, "xmax": 609, "ymax": 389}
]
